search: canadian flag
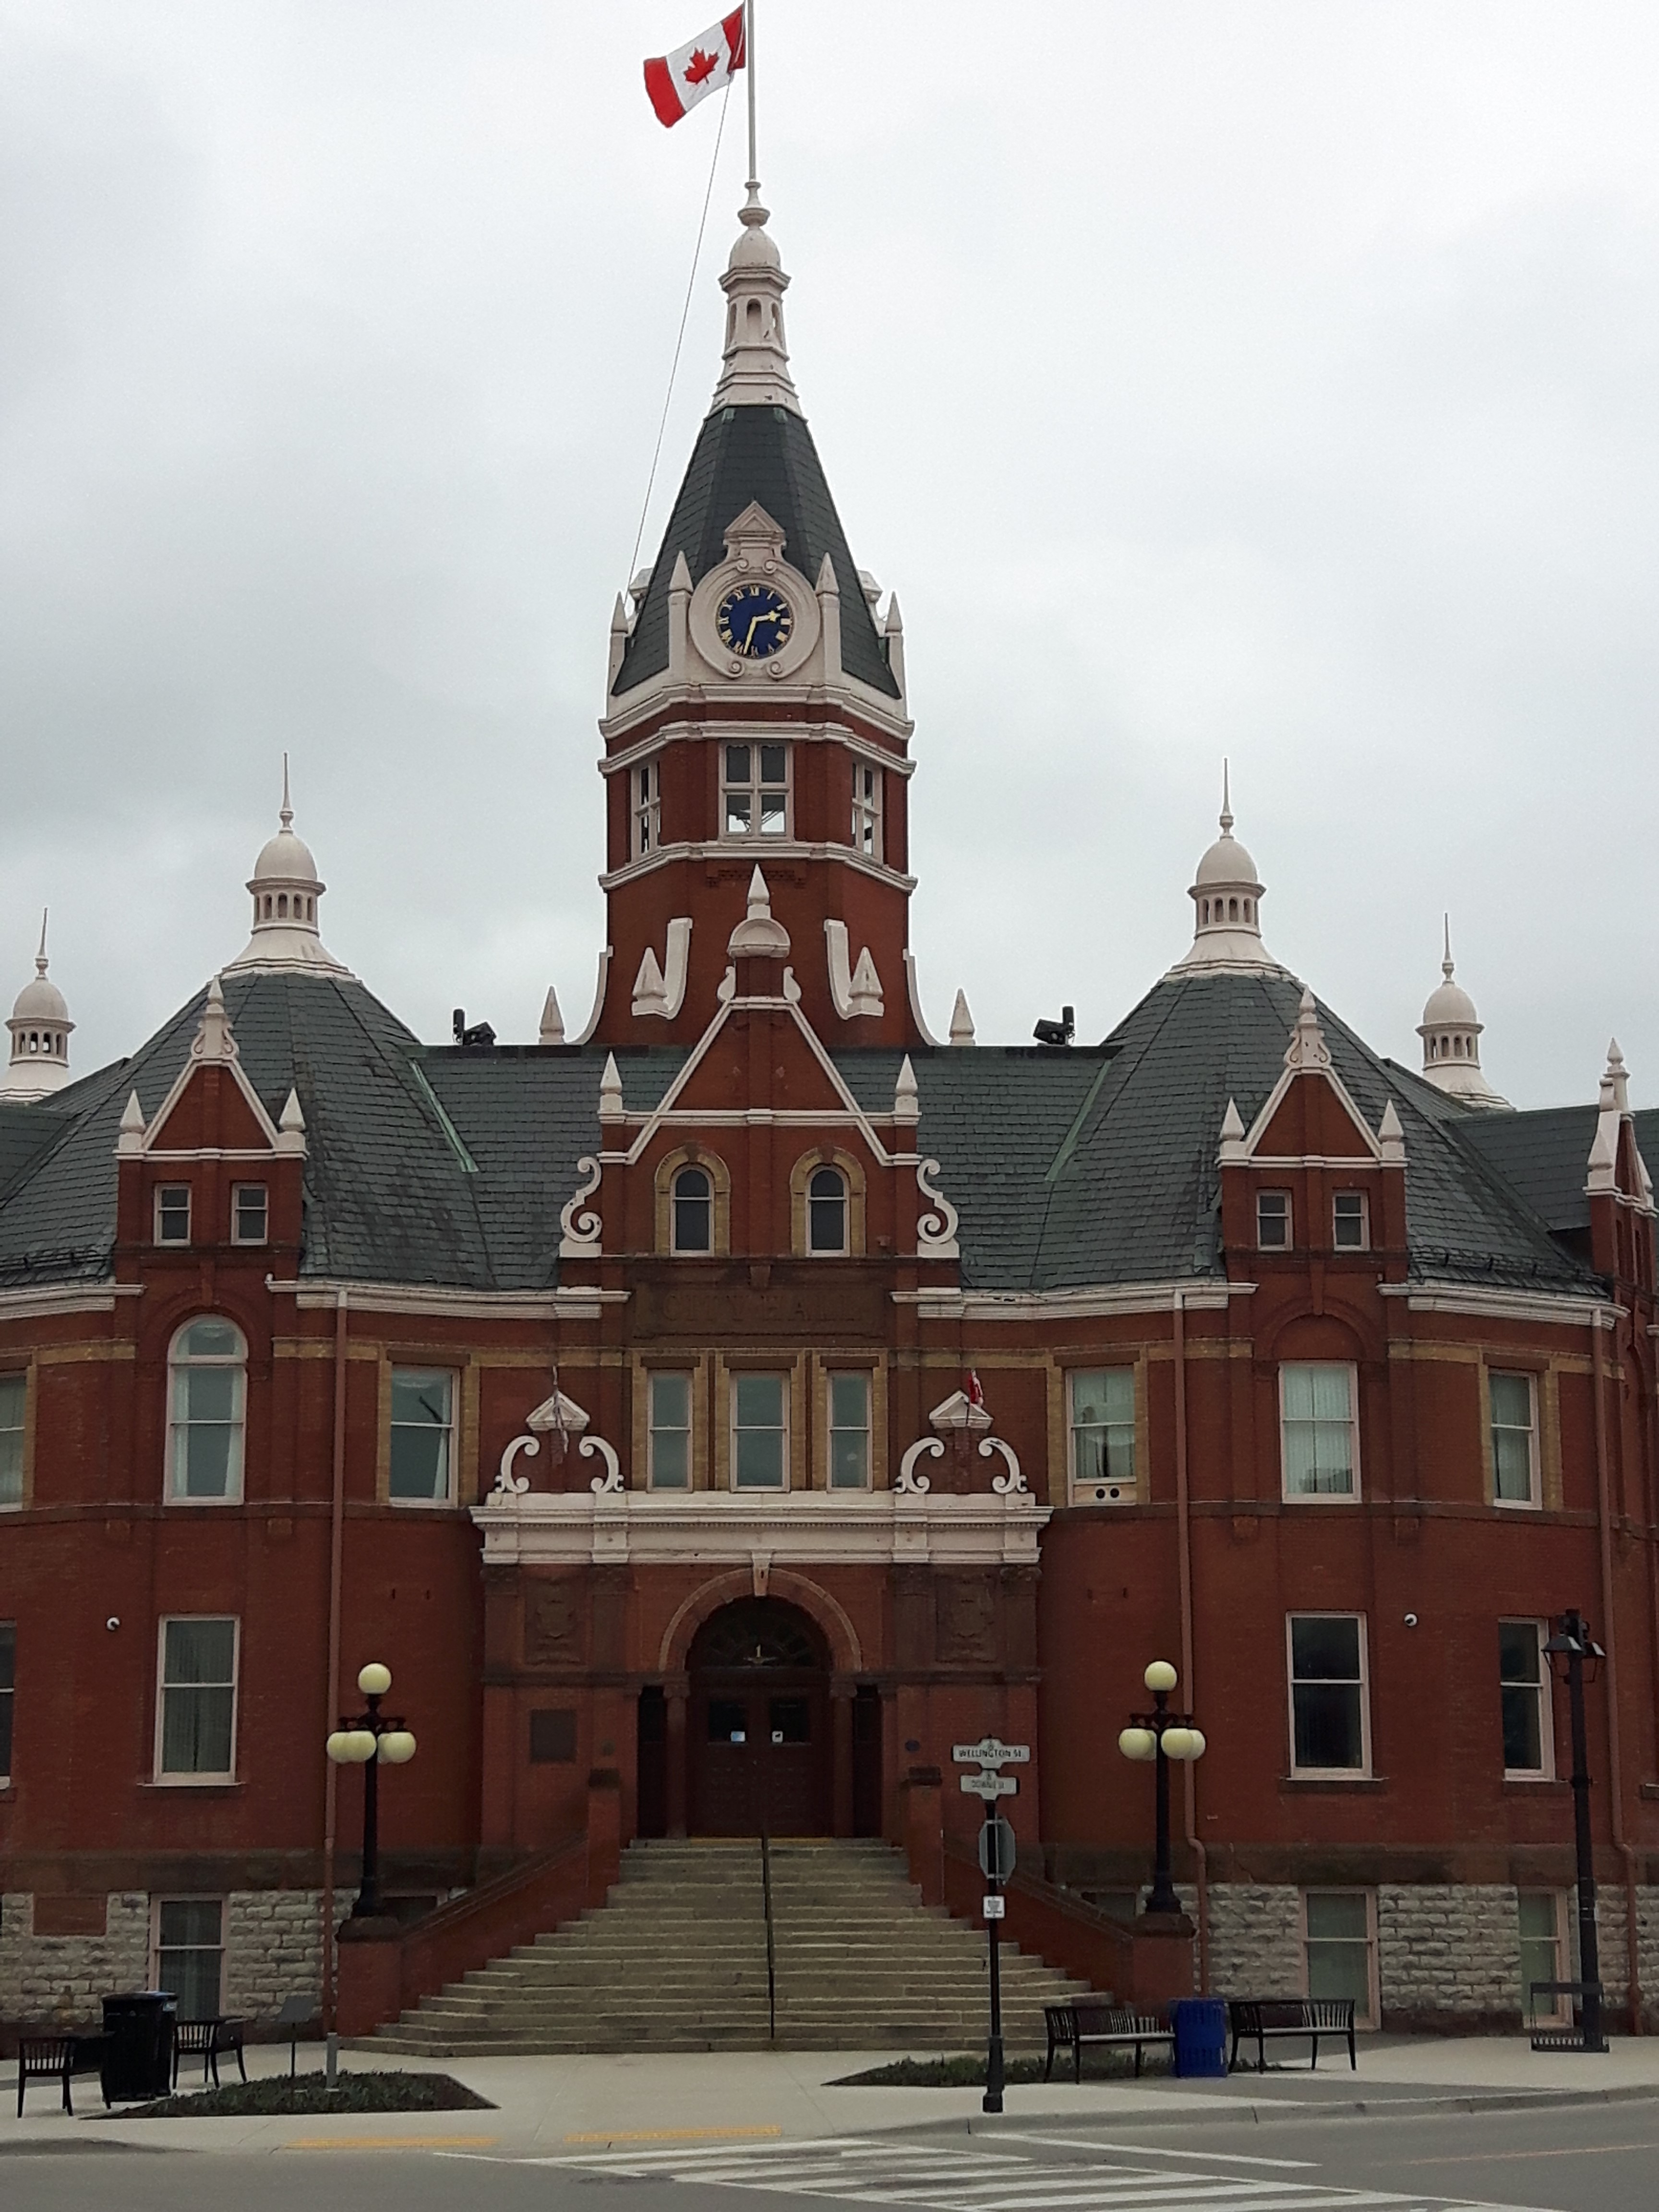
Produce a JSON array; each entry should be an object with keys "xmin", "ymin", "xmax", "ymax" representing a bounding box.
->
[
  {"xmin": 645, "ymin": 10, "xmax": 748, "ymax": 127},
  {"xmin": 967, "ymin": 1370, "xmax": 986, "ymax": 1410}
]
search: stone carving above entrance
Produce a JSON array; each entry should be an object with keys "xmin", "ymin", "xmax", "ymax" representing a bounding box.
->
[
  {"xmin": 935, "ymin": 1573, "xmax": 999, "ymax": 1664},
  {"xmin": 495, "ymin": 1387, "xmax": 623, "ymax": 1499},
  {"xmin": 524, "ymin": 1576, "xmax": 584, "ymax": 1665}
]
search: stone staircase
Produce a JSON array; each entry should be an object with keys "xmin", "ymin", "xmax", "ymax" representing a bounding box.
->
[{"xmin": 370, "ymin": 1836, "xmax": 1090, "ymax": 2055}]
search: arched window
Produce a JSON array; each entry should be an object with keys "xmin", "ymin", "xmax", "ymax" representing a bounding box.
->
[
  {"xmin": 167, "ymin": 1319, "xmax": 247, "ymax": 1503},
  {"xmin": 672, "ymin": 1166, "xmax": 713, "ymax": 1254},
  {"xmin": 807, "ymin": 1166, "xmax": 849, "ymax": 1255}
]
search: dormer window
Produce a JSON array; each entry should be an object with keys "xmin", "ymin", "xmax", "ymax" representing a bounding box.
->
[
  {"xmin": 723, "ymin": 744, "xmax": 788, "ymax": 838},
  {"xmin": 852, "ymin": 763, "xmax": 882, "ymax": 859},
  {"xmin": 672, "ymin": 1166, "xmax": 713, "ymax": 1253},
  {"xmin": 634, "ymin": 758, "xmax": 661, "ymax": 857}
]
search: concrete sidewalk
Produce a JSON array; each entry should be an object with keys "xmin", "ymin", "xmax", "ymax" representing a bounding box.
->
[{"xmin": 8, "ymin": 2034, "xmax": 1659, "ymax": 2159}]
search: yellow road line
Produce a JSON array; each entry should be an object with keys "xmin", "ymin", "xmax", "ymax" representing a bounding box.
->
[
  {"xmin": 563, "ymin": 2126, "xmax": 784, "ymax": 2144},
  {"xmin": 285, "ymin": 2135, "xmax": 499, "ymax": 2151}
]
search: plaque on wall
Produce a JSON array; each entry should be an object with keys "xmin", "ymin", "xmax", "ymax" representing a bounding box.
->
[{"xmin": 524, "ymin": 1577, "xmax": 584, "ymax": 1666}]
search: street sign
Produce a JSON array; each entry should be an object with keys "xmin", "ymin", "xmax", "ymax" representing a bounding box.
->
[
  {"xmin": 977, "ymin": 1815, "xmax": 1017, "ymax": 1881},
  {"xmin": 983, "ymin": 1894, "xmax": 1005, "ymax": 1920},
  {"xmin": 952, "ymin": 1737, "xmax": 1032, "ymax": 1768},
  {"xmin": 959, "ymin": 1770, "xmax": 1018, "ymax": 1799}
]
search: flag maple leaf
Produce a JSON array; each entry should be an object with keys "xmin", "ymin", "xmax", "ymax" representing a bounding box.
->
[{"xmin": 682, "ymin": 45, "xmax": 720, "ymax": 86}]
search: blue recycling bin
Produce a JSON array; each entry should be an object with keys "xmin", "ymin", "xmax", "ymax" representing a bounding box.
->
[{"xmin": 1171, "ymin": 1996, "xmax": 1228, "ymax": 2078}]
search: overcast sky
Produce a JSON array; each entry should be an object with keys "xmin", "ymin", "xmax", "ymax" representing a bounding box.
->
[{"xmin": 2, "ymin": 2, "xmax": 1657, "ymax": 1110}]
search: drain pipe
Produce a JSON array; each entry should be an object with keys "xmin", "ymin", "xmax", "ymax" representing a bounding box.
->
[
  {"xmin": 321, "ymin": 1287, "xmax": 349, "ymax": 2032},
  {"xmin": 1173, "ymin": 1287, "xmax": 1210, "ymax": 1991},
  {"xmin": 1592, "ymin": 1310, "xmax": 1642, "ymax": 2030}
]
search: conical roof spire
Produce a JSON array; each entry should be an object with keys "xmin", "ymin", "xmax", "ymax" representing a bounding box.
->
[
  {"xmin": 710, "ymin": 187, "xmax": 800, "ymax": 415},
  {"xmin": 1418, "ymin": 919, "xmax": 1508, "ymax": 1109},
  {"xmin": 2, "ymin": 909, "xmax": 74, "ymax": 1097}
]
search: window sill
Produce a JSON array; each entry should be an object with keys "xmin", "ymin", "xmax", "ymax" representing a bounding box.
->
[
  {"xmin": 1491, "ymin": 1499, "xmax": 1543, "ymax": 1513},
  {"xmin": 143, "ymin": 1778, "xmax": 243, "ymax": 1792},
  {"xmin": 1281, "ymin": 1775, "xmax": 1386, "ymax": 1791},
  {"xmin": 385, "ymin": 1497, "xmax": 461, "ymax": 1511},
  {"xmin": 1504, "ymin": 1775, "xmax": 1566, "ymax": 1791},
  {"xmin": 1280, "ymin": 1495, "xmax": 1362, "ymax": 1506}
]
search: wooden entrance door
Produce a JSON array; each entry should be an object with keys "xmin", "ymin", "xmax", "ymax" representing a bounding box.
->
[{"xmin": 688, "ymin": 1599, "xmax": 831, "ymax": 1836}]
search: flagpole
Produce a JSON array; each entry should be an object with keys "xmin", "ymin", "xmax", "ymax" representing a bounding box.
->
[{"xmin": 745, "ymin": 0, "xmax": 758, "ymax": 186}]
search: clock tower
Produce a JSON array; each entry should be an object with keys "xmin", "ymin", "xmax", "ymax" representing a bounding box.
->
[{"xmin": 586, "ymin": 185, "xmax": 926, "ymax": 1047}]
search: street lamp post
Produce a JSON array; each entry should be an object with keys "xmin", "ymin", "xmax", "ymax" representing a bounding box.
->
[
  {"xmin": 1542, "ymin": 1610, "xmax": 1608, "ymax": 2052},
  {"xmin": 326, "ymin": 1661, "xmax": 418, "ymax": 1920},
  {"xmin": 1118, "ymin": 1659, "xmax": 1206, "ymax": 1916}
]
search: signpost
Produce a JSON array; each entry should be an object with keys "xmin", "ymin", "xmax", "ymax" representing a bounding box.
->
[{"xmin": 953, "ymin": 1738, "xmax": 1030, "ymax": 2114}]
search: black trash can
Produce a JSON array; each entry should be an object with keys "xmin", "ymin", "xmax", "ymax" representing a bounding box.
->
[
  {"xmin": 100, "ymin": 1990, "xmax": 178, "ymax": 2103},
  {"xmin": 1171, "ymin": 1995, "xmax": 1228, "ymax": 2079}
]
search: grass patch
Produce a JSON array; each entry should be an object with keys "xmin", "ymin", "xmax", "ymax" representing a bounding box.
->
[
  {"xmin": 128, "ymin": 2070, "xmax": 493, "ymax": 2118},
  {"xmin": 830, "ymin": 2053, "xmax": 1170, "ymax": 2088}
]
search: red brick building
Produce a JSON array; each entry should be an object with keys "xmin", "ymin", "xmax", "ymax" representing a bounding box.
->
[{"xmin": 3, "ymin": 188, "xmax": 1659, "ymax": 2040}]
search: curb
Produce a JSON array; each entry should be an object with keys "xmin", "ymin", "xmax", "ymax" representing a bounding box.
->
[{"xmin": 934, "ymin": 2081, "xmax": 1659, "ymax": 2132}]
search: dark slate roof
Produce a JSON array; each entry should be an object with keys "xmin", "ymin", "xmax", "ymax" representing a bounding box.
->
[
  {"xmin": 1459, "ymin": 1103, "xmax": 1659, "ymax": 1237},
  {"xmin": 0, "ymin": 965, "xmax": 1600, "ymax": 1299},
  {"xmin": 612, "ymin": 403, "xmax": 900, "ymax": 700}
]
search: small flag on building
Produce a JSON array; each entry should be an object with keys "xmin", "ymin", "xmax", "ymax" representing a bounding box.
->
[
  {"xmin": 967, "ymin": 1370, "xmax": 986, "ymax": 1410},
  {"xmin": 645, "ymin": 10, "xmax": 748, "ymax": 127}
]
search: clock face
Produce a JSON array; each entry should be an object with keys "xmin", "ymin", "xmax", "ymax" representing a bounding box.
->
[{"xmin": 717, "ymin": 582, "xmax": 794, "ymax": 660}]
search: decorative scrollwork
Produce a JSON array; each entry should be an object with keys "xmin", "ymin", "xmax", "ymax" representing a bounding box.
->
[
  {"xmin": 980, "ymin": 1435, "xmax": 1027, "ymax": 1495},
  {"xmin": 582, "ymin": 1434, "xmax": 624, "ymax": 1495},
  {"xmin": 896, "ymin": 1436, "xmax": 945, "ymax": 1494},
  {"xmin": 915, "ymin": 1158, "xmax": 961, "ymax": 1259},
  {"xmin": 495, "ymin": 1433, "xmax": 539, "ymax": 1494},
  {"xmin": 558, "ymin": 1156, "xmax": 603, "ymax": 1258}
]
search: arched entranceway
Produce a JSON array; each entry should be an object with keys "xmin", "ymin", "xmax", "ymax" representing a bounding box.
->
[{"xmin": 687, "ymin": 1597, "xmax": 831, "ymax": 1836}]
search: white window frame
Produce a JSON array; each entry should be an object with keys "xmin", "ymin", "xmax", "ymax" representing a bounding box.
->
[
  {"xmin": 0, "ymin": 1620, "xmax": 14, "ymax": 1786},
  {"xmin": 0, "ymin": 1370, "xmax": 24, "ymax": 1510},
  {"xmin": 166, "ymin": 1320, "xmax": 247, "ymax": 1505},
  {"xmin": 1256, "ymin": 1190, "xmax": 1291, "ymax": 1250},
  {"xmin": 1518, "ymin": 1889, "xmax": 1571, "ymax": 2026},
  {"xmin": 1489, "ymin": 1369, "xmax": 1540, "ymax": 1510},
  {"xmin": 154, "ymin": 1183, "xmax": 192, "ymax": 1247},
  {"xmin": 1499, "ymin": 1617, "xmax": 1553, "ymax": 1780},
  {"xmin": 851, "ymin": 760, "xmax": 882, "ymax": 860},
  {"xmin": 151, "ymin": 1895, "xmax": 226, "ymax": 2021},
  {"xmin": 670, "ymin": 1165, "xmax": 714, "ymax": 1255},
  {"xmin": 721, "ymin": 741, "xmax": 791, "ymax": 841},
  {"xmin": 230, "ymin": 1183, "xmax": 268, "ymax": 1246},
  {"xmin": 1300, "ymin": 1888, "xmax": 1378, "ymax": 2029},
  {"xmin": 1332, "ymin": 1190, "xmax": 1370, "ymax": 1251},
  {"xmin": 387, "ymin": 1367, "xmax": 457, "ymax": 1506},
  {"xmin": 1286, "ymin": 1611, "xmax": 1371, "ymax": 1779},
  {"xmin": 647, "ymin": 1370, "xmax": 694, "ymax": 1491},
  {"xmin": 1067, "ymin": 1367, "xmax": 1137, "ymax": 1505},
  {"xmin": 154, "ymin": 1616, "xmax": 240, "ymax": 1784},
  {"xmin": 730, "ymin": 1371, "xmax": 789, "ymax": 1492},
  {"xmin": 1279, "ymin": 1362, "xmax": 1360, "ymax": 1501},
  {"xmin": 633, "ymin": 756, "xmax": 661, "ymax": 857},
  {"xmin": 826, "ymin": 1370, "xmax": 872, "ymax": 1491}
]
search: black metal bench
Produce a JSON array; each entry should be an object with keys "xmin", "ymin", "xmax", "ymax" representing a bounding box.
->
[
  {"xmin": 15, "ymin": 2033, "xmax": 108, "ymax": 2117},
  {"xmin": 1044, "ymin": 2001, "xmax": 1173, "ymax": 2081},
  {"xmin": 171, "ymin": 2017, "xmax": 247, "ymax": 2090},
  {"xmin": 1228, "ymin": 1997, "xmax": 1356, "ymax": 2071}
]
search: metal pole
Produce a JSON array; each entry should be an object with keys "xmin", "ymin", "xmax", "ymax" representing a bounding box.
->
[
  {"xmin": 1563, "ymin": 1617, "xmax": 1606, "ymax": 2050},
  {"xmin": 745, "ymin": 0, "xmax": 757, "ymax": 188},
  {"xmin": 1148, "ymin": 1687, "xmax": 1179, "ymax": 1914},
  {"xmin": 357, "ymin": 1693, "xmax": 383, "ymax": 1919},
  {"xmin": 982, "ymin": 1804, "xmax": 1005, "ymax": 2115}
]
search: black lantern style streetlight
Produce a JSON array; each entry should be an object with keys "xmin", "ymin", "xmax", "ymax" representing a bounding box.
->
[
  {"xmin": 1542, "ymin": 1610, "xmax": 1608, "ymax": 2052},
  {"xmin": 325, "ymin": 1661, "xmax": 418, "ymax": 1920},
  {"xmin": 1118, "ymin": 1659, "xmax": 1205, "ymax": 1916}
]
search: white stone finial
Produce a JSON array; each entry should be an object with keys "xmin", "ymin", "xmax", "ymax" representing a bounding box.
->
[
  {"xmin": 1284, "ymin": 986, "xmax": 1332, "ymax": 1072},
  {"xmin": 539, "ymin": 987, "xmax": 565, "ymax": 1045},
  {"xmin": 1169, "ymin": 774, "xmax": 1284, "ymax": 979},
  {"xmin": 727, "ymin": 866, "xmax": 791, "ymax": 961},
  {"xmin": 3, "ymin": 909, "xmax": 75, "ymax": 1098},
  {"xmin": 116, "ymin": 1089, "xmax": 146, "ymax": 1154},
  {"xmin": 599, "ymin": 1051, "xmax": 625, "ymax": 1124},
  {"xmin": 949, "ymin": 988, "xmax": 976, "ymax": 1047},
  {"xmin": 1605, "ymin": 1038, "xmax": 1630, "ymax": 1115},
  {"xmin": 1218, "ymin": 1097, "xmax": 1247, "ymax": 1164},
  {"xmin": 710, "ymin": 189, "xmax": 801, "ymax": 415},
  {"xmin": 1417, "ymin": 919, "xmax": 1508, "ymax": 1108},
  {"xmin": 276, "ymin": 1086, "xmax": 307, "ymax": 1155},
  {"xmin": 192, "ymin": 975, "xmax": 238, "ymax": 1065},
  {"xmin": 224, "ymin": 766, "xmax": 351, "ymax": 978},
  {"xmin": 1379, "ymin": 1097, "xmax": 1406, "ymax": 1166},
  {"xmin": 894, "ymin": 1054, "xmax": 920, "ymax": 1126}
]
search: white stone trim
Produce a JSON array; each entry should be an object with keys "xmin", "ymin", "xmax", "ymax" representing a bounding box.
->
[
  {"xmin": 892, "ymin": 1282, "xmax": 1250, "ymax": 1321},
  {"xmin": 0, "ymin": 1282, "xmax": 142, "ymax": 1319},
  {"xmin": 283, "ymin": 1280, "xmax": 629, "ymax": 1320},
  {"xmin": 1378, "ymin": 1283, "xmax": 1618, "ymax": 1327},
  {"xmin": 600, "ymin": 840, "xmax": 915, "ymax": 898}
]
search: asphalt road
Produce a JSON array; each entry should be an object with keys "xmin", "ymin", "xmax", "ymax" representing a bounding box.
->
[{"xmin": 4, "ymin": 2096, "xmax": 1658, "ymax": 2212}]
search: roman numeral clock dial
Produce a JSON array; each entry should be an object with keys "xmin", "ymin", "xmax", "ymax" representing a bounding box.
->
[{"xmin": 717, "ymin": 582, "xmax": 794, "ymax": 660}]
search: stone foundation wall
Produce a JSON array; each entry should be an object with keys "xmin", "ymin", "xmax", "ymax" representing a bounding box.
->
[
  {"xmin": 1205, "ymin": 1883, "xmax": 1303, "ymax": 1997},
  {"xmin": 0, "ymin": 1892, "xmax": 150, "ymax": 2028},
  {"xmin": 0, "ymin": 1890, "xmax": 329, "ymax": 2032}
]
